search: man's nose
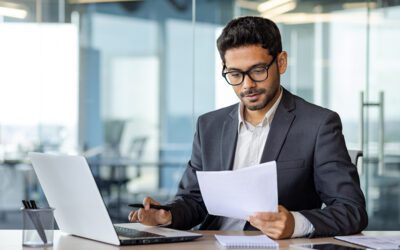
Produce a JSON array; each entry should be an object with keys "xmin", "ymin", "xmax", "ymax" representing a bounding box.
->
[{"xmin": 242, "ymin": 74, "xmax": 257, "ymax": 89}]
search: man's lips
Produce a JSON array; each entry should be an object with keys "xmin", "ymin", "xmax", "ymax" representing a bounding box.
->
[
  {"xmin": 245, "ymin": 93, "xmax": 260, "ymax": 101},
  {"xmin": 240, "ymin": 89, "xmax": 266, "ymax": 99}
]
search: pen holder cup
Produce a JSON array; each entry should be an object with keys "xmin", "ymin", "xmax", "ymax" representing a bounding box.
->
[{"xmin": 21, "ymin": 207, "xmax": 55, "ymax": 247}]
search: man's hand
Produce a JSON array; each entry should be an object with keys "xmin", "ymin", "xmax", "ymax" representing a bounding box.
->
[
  {"xmin": 248, "ymin": 205, "xmax": 295, "ymax": 239},
  {"xmin": 128, "ymin": 197, "xmax": 172, "ymax": 226}
]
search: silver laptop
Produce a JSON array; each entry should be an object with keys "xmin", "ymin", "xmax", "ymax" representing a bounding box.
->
[{"xmin": 29, "ymin": 152, "xmax": 202, "ymax": 246}]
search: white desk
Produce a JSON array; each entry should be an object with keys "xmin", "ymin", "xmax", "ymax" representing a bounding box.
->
[{"xmin": 1, "ymin": 230, "xmax": 399, "ymax": 250}]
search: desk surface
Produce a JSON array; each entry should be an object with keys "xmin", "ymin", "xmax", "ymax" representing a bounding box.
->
[{"xmin": 0, "ymin": 230, "xmax": 399, "ymax": 250}]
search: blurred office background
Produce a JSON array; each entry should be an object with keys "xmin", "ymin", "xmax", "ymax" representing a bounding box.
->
[{"xmin": 0, "ymin": 0, "xmax": 399, "ymax": 230}]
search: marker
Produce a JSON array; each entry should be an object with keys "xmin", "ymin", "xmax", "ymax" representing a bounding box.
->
[{"xmin": 128, "ymin": 203, "xmax": 172, "ymax": 211}]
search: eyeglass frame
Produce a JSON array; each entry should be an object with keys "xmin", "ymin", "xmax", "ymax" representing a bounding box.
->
[{"xmin": 221, "ymin": 56, "xmax": 277, "ymax": 86}]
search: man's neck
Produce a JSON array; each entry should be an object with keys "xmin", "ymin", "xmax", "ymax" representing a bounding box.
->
[
  {"xmin": 244, "ymin": 110, "xmax": 267, "ymax": 126},
  {"xmin": 244, "ymin": 88, "xmax": 281, "ymax": 126}
]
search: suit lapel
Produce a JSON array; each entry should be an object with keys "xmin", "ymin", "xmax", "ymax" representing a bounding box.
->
[
  {"xmin": 260, "ymin": 88, "xmax": 296, "ymax": 162},
  {"xmin": 220, "ymin": 105, "xmax": 239, "ymax": 170}
]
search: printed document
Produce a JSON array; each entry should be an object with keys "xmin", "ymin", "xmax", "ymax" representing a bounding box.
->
[
  {"xmin": 196, "ymin": 161, "xmax": 278, "ymax": 220},
  {"xmin": 335, "ymin": 235, "xmax": 400, "ymax": 250}
]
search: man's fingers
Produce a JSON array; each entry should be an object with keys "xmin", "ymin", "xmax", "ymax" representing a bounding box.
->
[
  {"xmin": 137, "ymin": 209, "xmax": 154, "ymax": 225},
  {"xmin": 264, "ymin": 228, "xmax": 285, "ymax": 240},
  {"xmin": 249, "ymin": 216, "xmax": 270, "ymax": 230},
  {"xmin": 143, "ymin": 196, "xmax": 160, "ymax": 210},
  {"xmin": 249, "ymin": 218, "xmax": 278, "ymax": 237},
  {"xmin": 143, "ymin": 197, "xmax": 152, "ymax": 210},
  {"xmin": 129, "ymin": 198, "xmax": 172, "ymax": 226},
  {"xmin": 249, "ymin": 207, "xmax": 294, "ymax": 239},
  {"xmin": 249, "ymin": 216, "xmax": 272, "ymax": 228},
  {"xmin": 137, "ymin": 209, "xmax": 144, "ymax": 221},
  {"xmin": 129, "ymin": 211, "xmax": 139, "ymax": 222},
  {"xmin": 248, "ymin": 218, "xmax": 284, "ymax": 239},
  {"xmin": 134, "ymin": 208, "xmax": 172, "ymax": 226},
  {"xmin": 128, "ymin": 211, "xmax": 133, "ymax": 221},
  {"xmin": 249, "ymin": 216, "xmax": 285, "ymax": 231},
  {"xmin": 252, "ymin": 212, "xmax": 280, "ymax": 221}
]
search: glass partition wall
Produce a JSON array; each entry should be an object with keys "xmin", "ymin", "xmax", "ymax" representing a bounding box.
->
[
  {"xmin": 234, "ymin": 0, "xmax": 400, "ymax": 229},
  {"xmin": 0, "ymin": 0, "xmax": 230, "ymax": 226},
  {"xmin": 0, "ymin": 0, "xmax": 79, "ymax": 228},
  {"xmin": 1, "ymin": 0, "xmax": 400, "ymax": 230},
  {"xmin": 367, "ymin": 1, "xmax": 400, "ymax": 229}
]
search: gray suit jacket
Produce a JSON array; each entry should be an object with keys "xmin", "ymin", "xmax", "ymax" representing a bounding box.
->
[{"xmin": 166, "ymin": 88, "xmax": 368, "ymax": 237}]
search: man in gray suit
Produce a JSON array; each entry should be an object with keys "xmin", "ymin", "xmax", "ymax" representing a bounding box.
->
[{"xmin": 129, "ymin": 16, "xmax": 368, "ymax": 239}]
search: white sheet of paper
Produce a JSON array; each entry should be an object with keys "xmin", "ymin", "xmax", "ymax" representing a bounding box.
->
[
  {"xmin": 196, "ymin": 161, "xmax": 278, "ymax": 220},
  {"xmin": 335, "ymin": 236, "xmax": 400, "ymax": 250}
]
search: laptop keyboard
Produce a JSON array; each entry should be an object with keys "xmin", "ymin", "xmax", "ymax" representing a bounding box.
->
[{"xmin": 114, "ymin": 226, "xmax": 165, "ymax": 238}]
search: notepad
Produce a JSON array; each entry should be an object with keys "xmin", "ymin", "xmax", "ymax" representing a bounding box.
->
[{"xmin": 215, "ymin": 235, "xmax": 279, "ymax": 248}]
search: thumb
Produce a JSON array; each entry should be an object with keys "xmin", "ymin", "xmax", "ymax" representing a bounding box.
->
[
  {"xmin": 143, "ymin": 196, "xmax": 160, "ymax": 210},
  {"xmin": 278, "ymin": 205, "xmax": 289, "ymax": 214}
]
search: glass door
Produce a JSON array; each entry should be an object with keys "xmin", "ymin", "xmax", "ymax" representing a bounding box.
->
[
  {"xmin": 235, "ymin": 0, "xmax": 400, "ymax": 229},
  {"xmin": 365, "ymin": 0, "xmax": 400, "ymax": 229}
]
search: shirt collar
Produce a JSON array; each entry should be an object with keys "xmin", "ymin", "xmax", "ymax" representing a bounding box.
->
[{"xmin": 238, "ymin": 87, "xmax": 283, "ymax": 132}]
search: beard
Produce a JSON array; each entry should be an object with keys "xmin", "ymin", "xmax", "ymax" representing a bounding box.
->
[{"xmin": 239, "ymin": 85, "xmax": 279, "ymax": 111}]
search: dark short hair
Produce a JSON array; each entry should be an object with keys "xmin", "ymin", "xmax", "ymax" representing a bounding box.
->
[{"xmin": 217, "ymin": 16, "xmax": 282, "ymax": 63}]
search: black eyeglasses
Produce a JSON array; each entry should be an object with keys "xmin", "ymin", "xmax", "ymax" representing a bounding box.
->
[{"xmin": 222, "ymin": 56, "xmax": 277, "ymax": 86}]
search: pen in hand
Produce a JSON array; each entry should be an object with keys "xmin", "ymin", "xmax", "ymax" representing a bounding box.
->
[{"xmin": 128, "ymin": 203, "xmax": 172, "ymax": 211}]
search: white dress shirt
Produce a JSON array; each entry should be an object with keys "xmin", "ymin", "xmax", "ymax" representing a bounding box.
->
[{"xmin": 219, "ymin": 88, "xmax": 314, "ymax": 238}]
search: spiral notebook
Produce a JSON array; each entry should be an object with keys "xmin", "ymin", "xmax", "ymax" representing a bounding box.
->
[{"xmin": 215, "ymin": 235, "xmax": 279, "ymax": 248}]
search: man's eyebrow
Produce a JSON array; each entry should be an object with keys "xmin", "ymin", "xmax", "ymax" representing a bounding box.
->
[
  {"xmin": 225, "ymin": 63, "xmax": 267, "ymax": 71},
  {"xmin": 225, "ymin": 66, "xmax": 241, "ymax": 71}
]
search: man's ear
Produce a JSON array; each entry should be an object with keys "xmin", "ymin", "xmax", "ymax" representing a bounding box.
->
[{"xmin": 277, "ymin": 51, "xmax": 288, "ymax": 75}]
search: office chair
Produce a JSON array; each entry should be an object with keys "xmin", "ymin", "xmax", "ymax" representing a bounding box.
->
[
  {"xmin": 106, "ymin": 136, "xmax": 148, "ymax": 202},
  {"xmin": 90, "ymin": 119, "xmax": 126, "ymax": 197},
  {"xmin": 106, "ymin": 136, "xmax": 148, "ymax": 221},
  {"xmin": 348, "ymin": 149, "xmax": 363, "ymax": 166},
  {"xmin": 104, "ymin": 119, "xmax": 126, "ymax": 156}
]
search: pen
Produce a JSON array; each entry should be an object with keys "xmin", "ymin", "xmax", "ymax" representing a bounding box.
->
[
  {"xmin": 22, "ymin": 200, "xmax": 48, "ymax": 244},
  {"xmin": 128, "ymin": 203, "xmax": 172, "ymax": 211},
  {"xmin": 30, "ymin": 200, "xmax": 38, "ymax": 209}
]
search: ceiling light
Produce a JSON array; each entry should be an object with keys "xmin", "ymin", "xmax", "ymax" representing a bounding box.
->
[
  {"xmin": 343, "ymin": 2, "xmax": 377, "ymax": 10},
  {"xmin": 236, "ymin": 0, "xmax": 259, "ymax": 11},
  {"xmin": 272, "ymin": 12, "xmax": 382, "ymax": 25},
  {"xmin": 258, "ymin": 0, "xmax": 294, "ymax": 13},
  {"xmin": 261, "ymin": 2, "xmax": 297, "ymax": 19},
  {"xmin": 0, "ymin": 2, "xmax": 27, "ymax": 19},
  {"xmin": 68, "ymin": 0, "xmax": 140, "ymax": 3}
]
